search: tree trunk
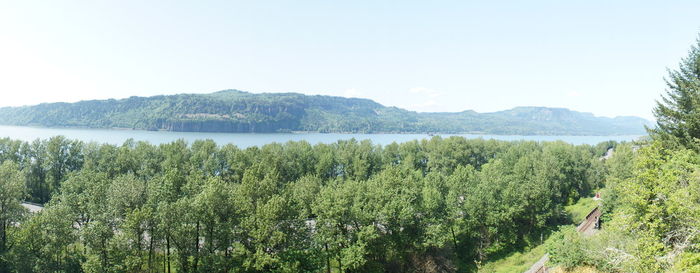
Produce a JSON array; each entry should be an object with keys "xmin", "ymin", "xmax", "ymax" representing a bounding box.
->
[
  {"xmin": 1, "ymin": 220, "xmax": 7, "ymax": 253},
  {"xmin": 148, "ymin": 226, "xmax": 154, "ymax": 273},
  {"xmin": 338, "ymin": 256, "xmax": 342, "ymax": 273},
  {"xmin": 101, "ymin": 237, "xmax": 108, "ymax": 269},
  {"xmin": 450, "ymin": 226, "xmax": 458, "ymax": 252},
  {"xmin": 208, "ymin": 224, "xmax": 215, "ymax": 254},
  {"xmin": 194, "ymin": 220, "xmax": 200, "ymax": 272},
  {"xmin": 166, "ymin": 236, "xmax": 171, "ymax": 273},
  {"xmin": 325, "ymin": 243, "xmax": 331, "ymax": 273}
]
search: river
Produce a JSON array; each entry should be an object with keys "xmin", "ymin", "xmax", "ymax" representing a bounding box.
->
[{"xmin": 0, "ymin": 125, "xmax": 643, "ymax": 148}]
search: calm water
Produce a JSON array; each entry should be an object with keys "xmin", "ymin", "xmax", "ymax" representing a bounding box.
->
[{"xmin": 0, "ymin": 125, "xmax": 643, "ymax": 148}]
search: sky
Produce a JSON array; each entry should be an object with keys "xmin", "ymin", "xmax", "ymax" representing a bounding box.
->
[{"xmin": 1, "ymin": 1, "xmax": 699, "ymax": 120}]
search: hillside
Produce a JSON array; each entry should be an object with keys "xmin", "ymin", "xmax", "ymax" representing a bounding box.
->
[{"xmin": 0, "ymin": 90, "xmax": 650, "ymax": 135}]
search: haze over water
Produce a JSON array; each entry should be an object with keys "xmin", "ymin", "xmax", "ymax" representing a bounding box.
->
[{"xmin": 0, "ymin": 125, "xmax": 642, "ymax": 147}]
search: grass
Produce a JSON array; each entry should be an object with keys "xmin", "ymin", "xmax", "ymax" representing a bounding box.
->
[
  {"xmin": 550, "ymin": 266, "xmax": 602, "ymax": 273},
  {"xmin": 564, "ymin": 197, "xmax": 600, "ymax": 224},
  {"xmin": 478, "ymin": 239, "xmax": 549, "ymax": 273},
  {"xmin": 479, "ymin": 196, "xmax": 601, "ymax": 273}
]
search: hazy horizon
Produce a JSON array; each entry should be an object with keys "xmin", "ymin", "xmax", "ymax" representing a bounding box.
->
[{"xmin": 2, "ymin": 1, "xmax": 700, "ymax": 120}]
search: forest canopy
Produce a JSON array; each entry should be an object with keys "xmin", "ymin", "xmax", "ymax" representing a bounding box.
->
[{"xmin": 0, "ymin": 136, "xmax": 613, "ymax": 272}]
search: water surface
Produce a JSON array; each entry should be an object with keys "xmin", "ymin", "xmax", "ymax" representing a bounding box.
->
[{"xmin": 0, "ymin": 125, "xmax": 643, "ymax": 147}]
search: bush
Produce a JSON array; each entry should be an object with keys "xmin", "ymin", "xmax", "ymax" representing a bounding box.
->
[{"xmin": 546, "ymin": 227, "xmax": 588, "ymax": 269}]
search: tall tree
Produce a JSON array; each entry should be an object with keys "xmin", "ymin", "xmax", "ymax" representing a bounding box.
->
[
  {"xmin": 0, "ymin": 161, "xmax": 26, "ymax": 270},
  {"xmin": 651, "ymin": 36, "xmax": 700, "ymax": 149},
  {"xmin": 9, "ymin": 203, "xmax": 82, "ymax": 272}
]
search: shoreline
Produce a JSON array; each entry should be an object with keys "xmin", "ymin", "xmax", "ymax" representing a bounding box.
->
[{"xmin": 0, "ymin": 124, "xmax": 647, "ymax": 137}]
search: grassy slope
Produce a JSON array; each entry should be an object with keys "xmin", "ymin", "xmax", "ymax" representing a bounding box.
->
[
  {"xmin": 478, "ymin": 240, "xmax": 550, "ymax": 273},
  {"xmin": 550, "ymin": 266, "xmax": 602, "ymax": 273},
  {"xmin": 564, "ymin": 197, "xmax": 599, "ymax": 224},
  {"xmin": 479, "ymin": 196, "xmax": 600, "ymax": 273}
]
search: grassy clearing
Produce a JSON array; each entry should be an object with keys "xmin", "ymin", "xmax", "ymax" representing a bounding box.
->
[{"xmin": 564, "ymin": 197, "xmax": 599, "ymax": 224}]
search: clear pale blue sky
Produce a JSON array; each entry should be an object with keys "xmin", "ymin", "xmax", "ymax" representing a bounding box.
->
[{"xmin": 1, "ymin": 1, "xmax": 699, "ymax": 120}]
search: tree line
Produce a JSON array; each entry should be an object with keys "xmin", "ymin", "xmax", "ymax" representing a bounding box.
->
[{"xmin": 0, "ymin": 135, "xmax": 611, "ymax": 272}]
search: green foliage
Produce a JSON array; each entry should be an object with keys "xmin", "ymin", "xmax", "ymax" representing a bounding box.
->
[
  {"xmin": 9, "ymin": 203, "xmax": 82, "ymax": 272},
  {"xmin": 612, "ymin": 143, "xmax": 700, "ymax": 272},
  {"xmin": 478, "ymin": 239, "xmax": 548, "ymax": 273},
  {"xmin": 651, "ymin": 36, "xmax": 700, "ymax": 150},
  {"xmin": 564, "ymin": 197, "xmax": 598, "ymax": 224},
  {"xmin": 0, "ymin": 136, "xmax": 607, "ymax": 272},
  {"xmin": 672, "ymin": 252, "xmax": 700, "ymax": 272},
  {"xmin": 546, "ymin": 227, "xmax": 589, "ymax": 269},
  {"xmin": 0, "ymin": 161, "xmax": 26, "ymax": 271},
  {"xmin": 0, "ymin": 90, "xmax": 649, "ymax": 135},
  {"xmin": 482, "ymin": 189, "xmax": 607, "ymax": 273},
  {"xmin": 548, "ymin": 141, "xmax": 700, "ymax": 273}
]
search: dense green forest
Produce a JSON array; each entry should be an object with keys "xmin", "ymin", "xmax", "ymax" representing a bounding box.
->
[
  {"xmin": 0, "ymin": 134, "xmax": 614, "ymax": 272},
  {"xmin": 0, "ymin": 90, "xmax": 649, "ymax": 135}
]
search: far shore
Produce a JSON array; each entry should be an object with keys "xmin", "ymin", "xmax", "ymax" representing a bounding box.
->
[{"xmin": 0, "ymin": 124, "xmax": 647, "ymax": 137}]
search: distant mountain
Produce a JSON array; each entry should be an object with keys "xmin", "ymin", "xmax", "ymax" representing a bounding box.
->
[{"xmin": 0, "ymin": 90, "xmax": 651, "ymax": 135}]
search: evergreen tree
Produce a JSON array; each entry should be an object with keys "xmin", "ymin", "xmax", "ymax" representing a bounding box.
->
[{"xmin": 651, "ymin": 36, "xmax": 700, "ymax": 149}]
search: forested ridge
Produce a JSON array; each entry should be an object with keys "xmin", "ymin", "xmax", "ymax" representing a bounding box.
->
[
  {"xmin": 0, "ymin": 135, "xmax": 614, "ymax": 272},
  {"xmin": 0, "ymin": 90, "xmax": 649, "ymax": 135}
]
